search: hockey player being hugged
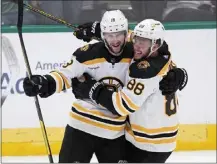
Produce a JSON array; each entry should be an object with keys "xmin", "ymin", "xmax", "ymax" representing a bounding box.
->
[
  {"xmin": 23, "ymin": 10, "xmax": 187, "ymax": 163},
  {"xmin": 71, "ymin": 19, "xmax": 188, "ymax": 163},
  {"xmin": 23, "ymin": 10, "xmax": 132, "ymax": 163}
]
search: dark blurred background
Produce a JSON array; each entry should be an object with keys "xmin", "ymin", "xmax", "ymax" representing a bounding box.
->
[{"xmin": 1, "ymin": 0, "xmax": 216, "ymax": 25}]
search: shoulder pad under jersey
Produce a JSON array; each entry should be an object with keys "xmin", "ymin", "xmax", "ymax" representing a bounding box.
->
[
  {"xmin": 73, "ymin": 42, "xmax": 105, "ymax": 64},
  {"xmin": 129, "ymin": 54, "xmax": 171, "ymax": 79}
]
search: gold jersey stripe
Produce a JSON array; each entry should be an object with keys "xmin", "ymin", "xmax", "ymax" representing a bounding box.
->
[
  {"xmin": 115, "ymin": 92, "xmax": 130, "ymax": 116},
  {"xmin": 131, "ymin": 124, "xmax": 179, "ymax": 134},
  {"xmin": 169, "ymin": 60, "xmax": 177, "ymax": 69},
  {"xmin": 126, "ymin": 125, "xmax": 177, "ymax": 144},
  {"xmin": 82, "ymin": 58, "xmax": 106, "ymax": 65},
  {"xmin": 69, "ymin": 112, "xmax": 125, "ymax": 131},
  {"xmin": 120, "ymin": 58, "xmax": 132, "ymax": 63},
  {"xmin": 54, "ymin": 71, "xmax": 71, "ymax": 89},
  {"xmin": 72, "ymin": 103, "xmax": 126, "ymax": 121},
  {"xmin": 120, "ymin": 91, "xmax": 139, "ymax": 111},
  {"xmin": 157, "ymin": 56, "xmax": 171, "ymax": 76},
  {"xmin": 50, "ymin": 72, "xmax": 63, "ymax": 92}
]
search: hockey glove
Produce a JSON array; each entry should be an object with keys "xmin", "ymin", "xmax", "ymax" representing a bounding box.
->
[
  {"xmin": 71, "ymin": 73, "xmax": 104, "ymax": 103},
  {"xmin": 23, "ymin": 75, "xmax": 54, "ymax": 98},
  {"xmin": 159, "ymin": 68, "xmax": 188, "ymax": 95},
  {"xmin": 158, "ymin": 41, "xmax": 169, "ymax": 55},
  {"xmin": 73, "ymin": 21, "xmax": 101, "ymax": 42},
  {"xmin": 71, "ymin": 77, "xmax": 86, "ymax": 100}
]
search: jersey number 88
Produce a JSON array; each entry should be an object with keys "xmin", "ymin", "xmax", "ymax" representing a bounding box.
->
[
  {"xmin": 127, "ymin": 79, "xmax": 177, "ymax": 116},
  {"xmin": 127, "ymin": 79, "xmax": 144, "ymax": 95}
]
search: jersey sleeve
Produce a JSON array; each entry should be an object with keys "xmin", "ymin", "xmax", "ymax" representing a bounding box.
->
[
  {"xmin": 110, "ymin": 77, "xmax": 159, "ymax": 116},
  {"xmin": 46, "ymin": 48, "xmax": 87, "ymax": 93},
  {"xmin": 97, "ymin": 76, "xmax": 160, "ymax": 116},
  {"xmin": 97, "ymin": 55, "xmax": 171, "ymax": 116}
]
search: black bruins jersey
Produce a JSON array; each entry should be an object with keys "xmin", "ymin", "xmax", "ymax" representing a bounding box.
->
[{"xmin": 48, "ymin": 42, "xmax": 133, "ymax": 139}]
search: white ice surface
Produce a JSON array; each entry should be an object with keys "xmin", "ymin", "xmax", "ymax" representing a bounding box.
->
[{"xmin": 1, "ymin": 151, "xmax": 216, "ymax": 163}]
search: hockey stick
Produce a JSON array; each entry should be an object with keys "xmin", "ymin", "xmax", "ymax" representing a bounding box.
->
[
  {"xmin": 17, "ymin": 0, "xmax": 53, "ymax": 163},
  {"xmin": 1, "ymin": 36, "xmax": 20, "ymax": 106},
  {"xmin": 12, "ymin": 1, "xmax": 101, "ymax": 41},
  {"xmin": 22, "ymin": 3, "xmax": 78, "ymax": 30},
  {"xmin": 23, "ymin": 3, "xmax": 101, "ymax": 41}
]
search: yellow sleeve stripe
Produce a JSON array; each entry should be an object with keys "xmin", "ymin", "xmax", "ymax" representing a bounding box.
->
[
  {"xmin": 120, "ymin": 58, "xmax": 131, "ymax": 63},
  {"xmin": 120, "ymin": 91, "xmax": 139, "ymax": 111},
  {"xmin": 157, "ymin": 57, "xmax": 171, "ymax": 76},
  {"xmin": 131, "ymin": 124, "xmax": 179, "ymax": 134},
  {"xmin": 169, "ymin": 60, "xmax": 177, "ymax": 69},
  {"xmin": 115, "ymin": 92, "xmax": 130, "ymax": 116},
  {"xmin": 82, "ymin": 58, "xmax": 106, "ymax": 65},
  {"xmin": 50, "ymin": 72, "xmax": 63, "ymax": 93},
  {"xmin": 54, "ymin": 71, "xmax": 71, "ymax": 89}
]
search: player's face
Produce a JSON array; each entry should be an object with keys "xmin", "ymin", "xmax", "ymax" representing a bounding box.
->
[
  {"xmin": 103, "ymin": 31, "xmax": 126, "ymax": 54},
  {"xmin": 133, "ymin": 36, "xmax": 152, "ymax": 59}
]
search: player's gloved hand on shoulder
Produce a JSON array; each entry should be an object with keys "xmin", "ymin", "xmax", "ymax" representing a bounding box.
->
[
  {"xmin": 23, "ymin": 75, "xmax": 49, "ymax": 97},
  {"xmin": 71, "ymin": 73, "xmax": 104, "ymax": 103},
  {"xmin": 73, "ymin": 21, "xmax": 101, "ymax": 42},
  {"xmin": 159, "ymin": 68, "xmax": 188, "ymax": 95},
  {"xmin": 158, "ymin": 41, "xmax": 169, "ymax": 55}
]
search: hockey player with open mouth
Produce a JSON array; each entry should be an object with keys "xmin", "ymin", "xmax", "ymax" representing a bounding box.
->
[
  {"xmin": 72, "ymin": 17, "xmax": 188, "ymax": 163},
  {"xmin": 23, "ymin": 10, "xmax": 187, "ymax": 163}
]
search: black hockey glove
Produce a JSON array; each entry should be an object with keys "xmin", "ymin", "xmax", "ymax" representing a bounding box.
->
[
  {"xmin": 73, "ymin": 21, "xmax": 101, "ymax": 42},
  {"xmin": 159, "ymin": 68, "xmax": 188, "ymax": 95},
  {"xmin": 158, "ymin": 41, "xmax": 169, "ymax": 55},
  {"xmin": 23, "ymin": 75, "xmax": 54, "ymax": 98},
  {"xmin": 71, "ymin": 76, "xmax": 86, "ymax": 100},
  {"xmin": 71, "ymin": 73, "xmax": 104, "ymax": 103}
]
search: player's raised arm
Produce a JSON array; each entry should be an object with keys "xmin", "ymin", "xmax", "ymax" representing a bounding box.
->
[{"xmin": 74, "ymin": 21, "xmax": 134, "ymax": 43}]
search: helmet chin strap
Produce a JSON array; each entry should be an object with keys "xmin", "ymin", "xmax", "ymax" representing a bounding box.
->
[{"xmin": 146, "ymin": 39, "xmax": 163, "ymax": 58}]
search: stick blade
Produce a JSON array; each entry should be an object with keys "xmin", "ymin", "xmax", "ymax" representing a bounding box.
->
[
  {"xmin": 2, "ymin": 36, "xmax": 20, "ymax": 73},
  {"xmin": 1, "ymin": 36, "xmax": 20, "ymax": 107}
]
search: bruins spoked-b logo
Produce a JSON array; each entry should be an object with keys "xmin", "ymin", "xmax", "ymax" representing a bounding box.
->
[
  {"xmin": 137, "ymin": 60, "xmax": 150, "ymax": 69},
  {"xmin": 80, "ymin": 44, "xmax": 89, "ymax": 51},
  {"xmin": 99, "ymin": 77, "xmax": 124, "ymax": 92}
]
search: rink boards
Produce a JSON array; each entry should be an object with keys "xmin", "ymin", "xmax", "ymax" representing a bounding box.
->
[
  {"xmin": 1, "ymin": 124, "xmax": 216, "ymax": 156},
  {"xmin": 1, "ymin": 22, "xmax": 216, "ymax": 156}
]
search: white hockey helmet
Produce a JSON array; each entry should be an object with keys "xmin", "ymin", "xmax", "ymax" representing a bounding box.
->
[
  {"xmin": 100, "ymin": 10, "xmax": 128, "ymax": 55},
  {"xmin": 133, "ymin": 19, "xmax": 165, "ymax": 56},
  {"xmin": 100, "ymin": 10, "xmax": 128, "ymax": 36}
]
